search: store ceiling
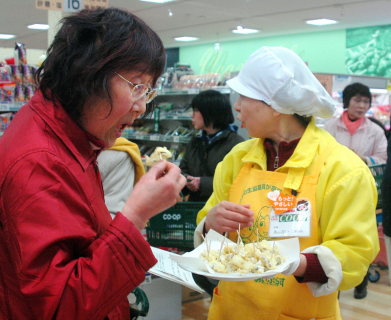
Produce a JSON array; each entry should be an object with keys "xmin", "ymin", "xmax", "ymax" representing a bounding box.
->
[{"xmin": 1, "ymin": 0, "xmax": 391, "ymax": 52}]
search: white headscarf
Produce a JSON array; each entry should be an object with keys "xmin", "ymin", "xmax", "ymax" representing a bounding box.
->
[{"xmin": 227, "ymin": 46, "xmax": 336, "ymax": 119}]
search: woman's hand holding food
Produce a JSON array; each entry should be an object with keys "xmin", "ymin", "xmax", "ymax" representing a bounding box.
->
[
  {"xmin": 204, "ymin": 201, "xmax": 254, "ymax": 234},
  {"xmin": 122, "ymin": 160, "xmax": 186, "ymax": 231},
  {"xmin": 186, "ymin": 176, "xmax": 201, "ymax": 191}
]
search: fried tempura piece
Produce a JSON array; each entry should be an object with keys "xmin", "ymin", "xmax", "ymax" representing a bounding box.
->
[{"xmin": 145, "ymin": 146, "xmax": 172, "ymax": 167}]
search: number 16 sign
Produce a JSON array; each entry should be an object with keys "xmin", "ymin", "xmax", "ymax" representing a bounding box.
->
[{"xmin": 64, "ymin": 0, "xmax": 83, "ymax": 12}]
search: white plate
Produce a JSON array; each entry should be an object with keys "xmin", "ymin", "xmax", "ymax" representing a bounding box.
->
[{"xmin": 170, "ymin": 230, "xmax": 300, "ymax": 281}]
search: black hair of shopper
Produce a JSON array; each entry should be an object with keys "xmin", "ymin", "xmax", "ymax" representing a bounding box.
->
[
  {"xmin": 35, "ymin": 7, "xmax": 166, "ymax": 124},
  {"xmin": 342, "ymin": 82, "xmax": 372, "ymax": 109},
  {"xmin": 191, "ymin": 90, "xmax": 235, "ymax": 130}
]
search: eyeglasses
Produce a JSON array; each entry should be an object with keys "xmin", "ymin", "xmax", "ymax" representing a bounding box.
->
[
  {"xmin": 116, "ymin": 73, "xmax": 158, "ymax": 103},
  {"xmin": 352, "ymin": 97, "xmax": 370, "ymax": 105}
]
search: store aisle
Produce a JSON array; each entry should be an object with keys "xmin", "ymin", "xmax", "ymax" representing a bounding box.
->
[{"xmin": 181, "ymin": 268, "xmax": 391, "ymax": 320}]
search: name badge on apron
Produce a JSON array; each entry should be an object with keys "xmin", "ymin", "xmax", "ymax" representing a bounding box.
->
[{"xmin": 268, "ymin": 191, "xmax": 312, "ymax": 237}]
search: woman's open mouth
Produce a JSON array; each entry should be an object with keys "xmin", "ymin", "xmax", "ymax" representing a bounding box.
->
[{"xmin": 116, "ymin": 124, "xmax": 128, "ymax": 137}]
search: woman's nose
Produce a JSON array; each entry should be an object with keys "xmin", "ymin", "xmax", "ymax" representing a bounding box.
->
[{"xmin": 133, "ymin": 99, "xmax": 146, "ymax": 114}]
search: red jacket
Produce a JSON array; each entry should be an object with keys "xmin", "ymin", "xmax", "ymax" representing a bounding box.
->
[{"xmin": 0, "ymin": 91, "xmax": 157, "ymax": 320}]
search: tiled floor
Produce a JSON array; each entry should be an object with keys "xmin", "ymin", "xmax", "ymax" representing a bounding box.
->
[{"xmin": 181, "ymin": 267, "xmax": 391, "ymax": 320}]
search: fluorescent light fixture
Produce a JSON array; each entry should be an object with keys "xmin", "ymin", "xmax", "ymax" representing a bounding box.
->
[
  {"xmin": 232, "ymin": 28, "xmax": 259, "ymax": 34},
  {"xmin": 28, "ymin": 24, "xmax": 49, "ymax": 30},
  {"xmin": 140, "ymin": 0, "xmax": 175, "ymax": 3},
  {"xmin": 370, "ymin": 88, "xmax": 388, "ymax": 94},
  {"xmin": 306, "ymin": 19, "xmax": 337, "ymax": 26},
  {"xmin": 0, "ymin": 34, "xmax": 16, "ymax": 39},
  {"xmin": 175, "ymin": 36, "xmax": 198, "ymax": 42}
]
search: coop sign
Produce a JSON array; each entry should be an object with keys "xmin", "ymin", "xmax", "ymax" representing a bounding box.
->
[{"xmin": 162, "ymin": 214, "xmax": 182, "ymax": 221}]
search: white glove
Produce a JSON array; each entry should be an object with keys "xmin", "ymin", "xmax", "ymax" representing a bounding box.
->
[{"xmin": 281, "ymin": 255, "xmax": 301, "ymax": 276}]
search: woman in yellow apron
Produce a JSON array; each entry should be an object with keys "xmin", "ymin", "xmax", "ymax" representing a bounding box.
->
[{"xmin": 194, "ymin": 47, "xmax": 380, "ymax": 320}]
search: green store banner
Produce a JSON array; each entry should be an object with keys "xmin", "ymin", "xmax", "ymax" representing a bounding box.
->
[{"xmin": 346, "ymin": 24, "xmax": 391, "ymax": 77}]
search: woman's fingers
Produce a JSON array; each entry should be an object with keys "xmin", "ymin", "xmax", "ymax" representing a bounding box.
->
[{"xmin": 206, "ymin": 201, "xmax": 254, "ymax": 233}]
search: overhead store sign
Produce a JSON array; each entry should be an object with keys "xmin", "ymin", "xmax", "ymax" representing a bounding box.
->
[{"xmin": 35, "ymin": 0, "xmax": 108, "ymax": 12}]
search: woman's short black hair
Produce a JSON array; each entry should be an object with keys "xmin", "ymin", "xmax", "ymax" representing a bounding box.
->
[
  {"xmin": 35, "ymin": 8, "xmax": 166, "ymax": 124},
  {"xmin": 342, "ymin": 82, "xmax": 372, "ymax": 109},
  {"xmin": 191, "ymin": 90, "xmax": 234, "ymax": 130}
]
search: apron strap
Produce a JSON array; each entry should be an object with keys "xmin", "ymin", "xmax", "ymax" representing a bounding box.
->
[
  {"xmin": 284, "ymin": 144, "xmax": 338, "ymax": 191},
  {"xmin": 307, "ymin": 144, "xmax": 338, "ymax": 185}
]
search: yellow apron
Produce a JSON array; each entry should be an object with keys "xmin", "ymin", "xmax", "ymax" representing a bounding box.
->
[{"xmin": 208, "ymin": 145, "xmax": 340, "ymax": 320}]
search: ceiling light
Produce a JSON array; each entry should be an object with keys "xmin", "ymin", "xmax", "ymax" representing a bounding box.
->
[
  {"xmin": 0, "ymin": 34, "xmax": 16, "ymax": 39},
  {"xmin": 168, "ymin": 9, "xmax": 173, "ymax": 17},
  {"xmin": 237, "ymin": 24, "xmax": 243, "ymax": 30},
  {"xmin": 140, "ymin": 0, "xmax": 175, "ymax": 3},
  {"xmin": 232, "ymin": 28, "xmax": 259, "ymax": 34},
  {"xmin": 306, "ymin": 19, "xmax": 337, "ymax": 26},
  {"xmin": 28, "ymin": 24, "xmax": 49, "ymax": 30},
  {"xmin": 175, "ymin": 36, "xmax": 198, "ymax": 42}
]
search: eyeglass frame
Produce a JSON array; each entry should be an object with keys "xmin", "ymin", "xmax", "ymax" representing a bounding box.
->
[
  {"xmin": 116, "ymin": 72, "xmax": 158, "ymax": 103},
  {"xmin": 351, "ymin": 97, "xmax": 370, "ymax": 105}
]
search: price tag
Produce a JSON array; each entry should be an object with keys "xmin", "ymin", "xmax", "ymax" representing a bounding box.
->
[
  {"xmin": 0, "ymin": 103, "xmax": 10, "ymax": 111},
  {"xmin": 188, "ymin": 87, "xmax": 200, "ymax": 94},
  {"xmin": 63, "ymin": 0, "xmax": 83, "ymax": 12},
  {"xmin": 173, "ymin": 136, "xmax": 180, "ymax": 143},
  {"xmin": 150, "ymin": 135, "xmax": 160, "ymax": 141}
]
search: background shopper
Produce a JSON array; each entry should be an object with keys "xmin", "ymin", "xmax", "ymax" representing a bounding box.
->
[
  {"xmin": 0, "ymin": 8, "xmax": 185, "ymax": 320},
  {"xmin": 179, "ymin": 89, "xmax": 244, "ymax": 297},
  {"xmin": 98, "ymin": 137, "xmax": 145, "ymax": 218},
  {"xmin": 324, "ymin": 82, "xmax": 387, "ymax": 165},
  {"xmin": 180, "ymin": 89, "xmax": 244, "ymax": 202},
  {"xmin": 194, "ymin": 46, "xmax": 379, "ymax": 320},
  {"xmin": 324, "ymin": 82, "xmax": 387, "ymax": 299}
]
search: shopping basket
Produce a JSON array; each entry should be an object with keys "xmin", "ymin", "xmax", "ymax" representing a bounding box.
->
[
  {"xmin": 146, "ymin": 200, "xmax": 205, "ymax": 250},
  {"xmin": 369, "ymin": 164, "xmax": 386, "ymax": 210},
  {"xmin": 368, "ymin": 164, "xmax": 387, "ymax": 282}
]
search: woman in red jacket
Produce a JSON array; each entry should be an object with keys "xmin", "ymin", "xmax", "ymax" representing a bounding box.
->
[{"xmin": 0, "ymin": 8, "xmax": 185, "ymax": 320}]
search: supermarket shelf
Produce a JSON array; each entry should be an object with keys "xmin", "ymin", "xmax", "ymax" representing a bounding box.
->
[
  {"xmin": 0, "ymin": 102, "xmax": 26, "ymax": 112},
  {"xmin": 143, "ymin": 114, "xmax": 192, "ymax": 121},
  {"xmin": 157, "ymin": 86, "xmax": 230, "ymax": 96},
  {"xmin": 125, "ymin": 133, "xmax": 191, "ymax": 143}
]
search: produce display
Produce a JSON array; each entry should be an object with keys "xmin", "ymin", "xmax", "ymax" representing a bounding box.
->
[{"xmin": 346, "ymin": 25, "xmax": 391, "ymax": 77}]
